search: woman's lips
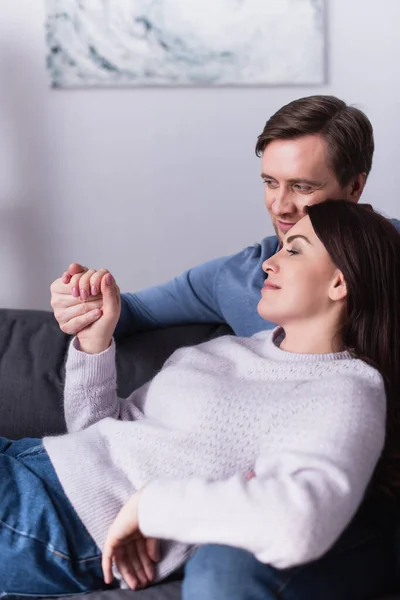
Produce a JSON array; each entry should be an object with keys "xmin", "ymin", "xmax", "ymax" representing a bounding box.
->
[{"xmin": 262, "ymin": 282, "xmax": 281, "ymax": 291}]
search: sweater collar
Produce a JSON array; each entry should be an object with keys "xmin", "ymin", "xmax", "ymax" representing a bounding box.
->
[{"xmin": 264, "ymin": 327, "xmax": 353, "ymax": 363}]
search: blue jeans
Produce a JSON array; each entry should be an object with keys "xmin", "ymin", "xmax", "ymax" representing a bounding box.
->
[
  {"xmin": 0, "ymin": 437, "xmax": 111, "ymax": 598},
  {"xmin": 183, "ymin": 494, "xmax": 399, "ymax": 600},
  {"xmin": 2, "ymin": 436, "xmax": 398, "ymax": 599}
]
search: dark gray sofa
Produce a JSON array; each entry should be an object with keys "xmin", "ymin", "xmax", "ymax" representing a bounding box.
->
[{"xmin": 0, "ymin": 308, "xmax": 399, "ymax": 600}]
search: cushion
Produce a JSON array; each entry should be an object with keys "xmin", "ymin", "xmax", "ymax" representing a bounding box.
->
[{"xmin": 0, "ymin": 308, "xmax": 231, "ymax": 439}]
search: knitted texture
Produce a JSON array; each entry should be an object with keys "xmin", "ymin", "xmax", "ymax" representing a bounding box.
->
[{"xmin": 43, "ymin": 329, "xmax": 386, "ymax": 584}]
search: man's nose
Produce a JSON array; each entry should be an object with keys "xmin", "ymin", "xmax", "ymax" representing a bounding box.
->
[{"xmin": 270, "ymin": 189, "xmax": 295, "ymax": 216}]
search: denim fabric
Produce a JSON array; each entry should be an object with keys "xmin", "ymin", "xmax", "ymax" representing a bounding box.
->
[
  {"xmin": 0, "ymin": 437, "xmax": 111, "ymax": 598},
  {"xmin": 1, "ymin": 435, "xmax": 399, "ymax": 600},
  {"xmin": 183, "ymin": 495, "xmax": 398, "ymax": 600}
]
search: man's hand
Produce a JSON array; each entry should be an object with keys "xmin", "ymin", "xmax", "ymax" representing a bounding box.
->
[
  {"xmin": 51, "ymin": 263, "xmax": 105, "ymax": 336},
  {"xmin": 102, "ymin": 490, "xmax": 160, "ymax": 590}
]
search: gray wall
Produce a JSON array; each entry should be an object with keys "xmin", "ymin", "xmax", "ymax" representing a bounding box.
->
[{"xmin": 0, "ymin": 0, "xmax": 399, "ymax": 309}]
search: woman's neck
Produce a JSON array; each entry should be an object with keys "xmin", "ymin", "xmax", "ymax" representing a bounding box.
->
[{"xmin": 279, "ymin": 319, "xmax": 345, "ymax": 355}]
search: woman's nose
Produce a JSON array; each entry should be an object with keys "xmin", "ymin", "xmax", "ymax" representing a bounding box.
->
[{"xmin": 262, "ymin": 258, "xmax": 278, "ymax": 274}]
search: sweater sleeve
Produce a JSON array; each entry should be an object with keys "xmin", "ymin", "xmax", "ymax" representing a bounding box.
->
[
  {"xmin": 138, "ymin": 376, "xmax": 386, "ymax": 568},
  {"xmin": 114, "ymin": 256, "xmax": 228, "ymax": 339},
  {"xmin": 114, "ymin": 236, "xmax": 280, "ymax": 338},
  {"xmin": 63, "ymin": 337, "xmax": 142, "ymax": 432}
]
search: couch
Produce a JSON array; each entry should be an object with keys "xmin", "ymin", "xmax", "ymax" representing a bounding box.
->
[{"xmin": 0, "ymin": 308, "xmax": 399, "ymax": 600}]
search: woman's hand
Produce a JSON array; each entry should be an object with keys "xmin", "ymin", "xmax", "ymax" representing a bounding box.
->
[
  {"xmin": 107, "ymin": 536, "xmax": 160, "ymax": 590},
  {"xmin": 76, "ymin": 271, "xmax": 121, "ymax": 354},
  {"xmin": 102, "ymin": 490, "xmax": 160, "ymax": 590}
]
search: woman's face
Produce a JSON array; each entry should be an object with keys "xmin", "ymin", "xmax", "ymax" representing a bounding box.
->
[{"xmin": 258, "ymin": 215, "xmax": 345, "ymax": 326}]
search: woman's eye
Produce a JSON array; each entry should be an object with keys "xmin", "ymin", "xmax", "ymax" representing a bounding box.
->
[{"xmin": 286, "ymin": 248, "xmax": 299, "ymax": 256}]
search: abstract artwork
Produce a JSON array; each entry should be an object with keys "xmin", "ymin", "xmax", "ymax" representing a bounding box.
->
[{"xmin": 46, "ymin": 0, "xmax": 325, "ymax": 88}]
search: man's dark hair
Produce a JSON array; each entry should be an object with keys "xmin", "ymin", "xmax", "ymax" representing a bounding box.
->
[{"xmin": 255, "ymin": 95, "xmax": 374, "ymax": 187}]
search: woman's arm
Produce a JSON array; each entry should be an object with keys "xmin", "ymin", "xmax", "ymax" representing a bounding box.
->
[
  {"xmin": 63, "ymin": 336, "xmax": 119, "ymax": 432},
  {"xmin": 62, "ymin": 271, "xmax": 148, "ymax": 432},
  {"xmin": 137, "ymin": 375, "xmax": 386, "ymax": 568},
  {"xmin": 64, "ymin": 337, "xmax": 148, "ymax": 432}
]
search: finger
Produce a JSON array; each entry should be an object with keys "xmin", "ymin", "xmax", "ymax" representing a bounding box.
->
[
  {"xmin": 146, "ymin": 538, "xmax": 160, "ymax": 563},
  {"xmin": 77, "ymin": 269, "xmax": 96, "ymax": 301},
  {"xmin": 101, "ymin": 273, "xmax": 120, "ymax": 311},
  {"xmin": 127, "ymin": 541, "xmax": 150, "ymax": 588},
  {"xmin": 51, "ymin": 291, "xmax": 84, "ymax": 311},
  {"xmin": 59, "ymin": 307, "xmax": 102, "ymax": 335},
  {"xmin": 67, "ymin": 263, "xmax": 88, "ymax": 277},
  {"xmin": 57, "ymin": 300, "xmax": 103, "ymax": 326},
  {"xmin": 136, "ymin": 537, "xmax": 155, "ymax": 583},
  {"xmin": 70, "ymin": 272, "xmax": 90, "ymax": 299},
  {"xmin": 50, "ymin": 277, "xmax": 75, "ymax": 299},
  {"xmin": 70, "ymin": 269, "xmax": 94, "ymax": 301},
  {"xmin": 102, "ymin": 544, "xmax": 115, "ymax": 585},
  {"xmin": 89, "ymin": 269, "xmax": 109, "ymax": 297},
  {"xmin": 116, "ymin": 545, "xmax": 140, "ymax": 590},
  {"xmin": 62, "ymin": 272, "xmax": 71, "ymax": 285}
]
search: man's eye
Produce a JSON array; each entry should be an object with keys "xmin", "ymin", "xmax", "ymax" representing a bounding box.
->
[
  {"xmin": 293, "ymin": 183, "xmax": 313, "ymax": 193},
  {"xmin": 263, "ymin": 179, "xmax": 279, "ymax": 189}
]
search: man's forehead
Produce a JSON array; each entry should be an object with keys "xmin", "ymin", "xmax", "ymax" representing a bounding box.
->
[{"xmin": 261, "ymin": 136, "xmax": 333, "ymax": 178}]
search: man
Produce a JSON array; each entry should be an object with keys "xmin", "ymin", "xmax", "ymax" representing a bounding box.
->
[{"xmin": 51, "ymin": 95, "xmax": 400, "ymax": 599}]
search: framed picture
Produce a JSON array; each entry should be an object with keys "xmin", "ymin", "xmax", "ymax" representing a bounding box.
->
[{"xmin": 46, "ymin": 0, "xmax": 325, "ymax": 88}]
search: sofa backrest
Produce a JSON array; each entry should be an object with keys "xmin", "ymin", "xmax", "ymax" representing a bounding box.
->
[{"xmin": 0, "ymin": 308, "xmax": 231, "ymax": 439}]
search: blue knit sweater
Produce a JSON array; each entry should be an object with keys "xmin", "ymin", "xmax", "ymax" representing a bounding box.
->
[{"xmin": 117, "ymin": 221, "xmax": 400, "ymax": 337}]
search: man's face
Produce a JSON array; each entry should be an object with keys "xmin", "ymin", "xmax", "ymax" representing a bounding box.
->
[{"xmin": 261, "ymin": 135, "xmax": 358, "ymax": 242}]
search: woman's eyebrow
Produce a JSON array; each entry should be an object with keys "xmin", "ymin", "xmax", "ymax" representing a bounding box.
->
[{"xmin": 285, "ymin": 234, "xmax": 312, "ymax": 245}]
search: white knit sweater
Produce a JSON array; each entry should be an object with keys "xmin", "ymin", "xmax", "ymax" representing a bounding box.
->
[{"xmin": 43, "ymin": 329, "xmax": 386, "ymax": 584}]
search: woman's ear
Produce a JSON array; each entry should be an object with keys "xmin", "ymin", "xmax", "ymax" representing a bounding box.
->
[{"xmin": 329, "ymin": 270, "xmax": 347, "ymax": 302}]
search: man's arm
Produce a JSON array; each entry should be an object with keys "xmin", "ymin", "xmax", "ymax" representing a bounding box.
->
[
  {"xmin": 391, "ymin": 218, "xmax": 400, "ymax": 233},
  {"xmin": 115, "ymin": 255, "xmax": 229, "ymax": 338},
  {"xmin": 51, "ymin": 255, "xmax": 228, "ymax": 338},
  {"xmin": 51, "ymin": 235, "xmax": 279, "ymax": 339}
]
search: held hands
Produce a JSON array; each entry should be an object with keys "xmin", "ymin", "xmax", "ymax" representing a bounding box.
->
[
  {"xmin": 102, "ymin": 489, "xmax": 160, "ymax": 590},
  {"xmin": 50, "ymin": 263, "xmax": 121, "ymax": 354}
]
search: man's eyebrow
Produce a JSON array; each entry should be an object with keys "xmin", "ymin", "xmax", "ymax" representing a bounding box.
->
[
  {"xmin": 287, "ymin": 178, "xmax": 322, "ymax": 186},
  {"xmin": 260, "ymin": 174, "xmax": 323, "ymax": 186},
  {"xmin": 285, "ymin": 234, "xmax": 312, "ymax": 245}
]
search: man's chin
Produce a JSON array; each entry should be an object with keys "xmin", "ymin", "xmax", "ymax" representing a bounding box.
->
[
  {"xmin": 273, "ymin": 219, "xmax": 297, "ymax": 241},
  {"xmin": 272, "ymin": 221, "xmax": 284, "ymax": 243}
]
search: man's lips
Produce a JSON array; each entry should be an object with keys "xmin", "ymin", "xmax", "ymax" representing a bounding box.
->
[{"xmin": 276, "ymin": 220, "xmax": 296, "ymax": 232}]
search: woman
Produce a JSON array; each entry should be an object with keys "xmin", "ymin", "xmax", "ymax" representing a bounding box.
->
[{"xmin": 1, "ymin": 200, "xmax": 399, "ymax": 597}]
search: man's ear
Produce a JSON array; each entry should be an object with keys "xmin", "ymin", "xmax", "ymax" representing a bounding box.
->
[
  {"xmin": 329, "ymin": 271, "xmax": 347, "ymax": 302},
  {"xmin": 346, "ymin": 172, "xmax": 367, "ymax": 202}
]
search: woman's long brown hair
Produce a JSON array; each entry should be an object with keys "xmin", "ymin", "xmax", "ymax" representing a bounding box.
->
[{"xmin": 306, "ymin": 200, "xmax": 400, "ymax": 497}]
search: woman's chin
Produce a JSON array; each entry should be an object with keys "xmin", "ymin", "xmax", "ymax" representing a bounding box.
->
[{"xmin": 257, "ymin": 301, "xmax": 281, "ymax": 325}]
